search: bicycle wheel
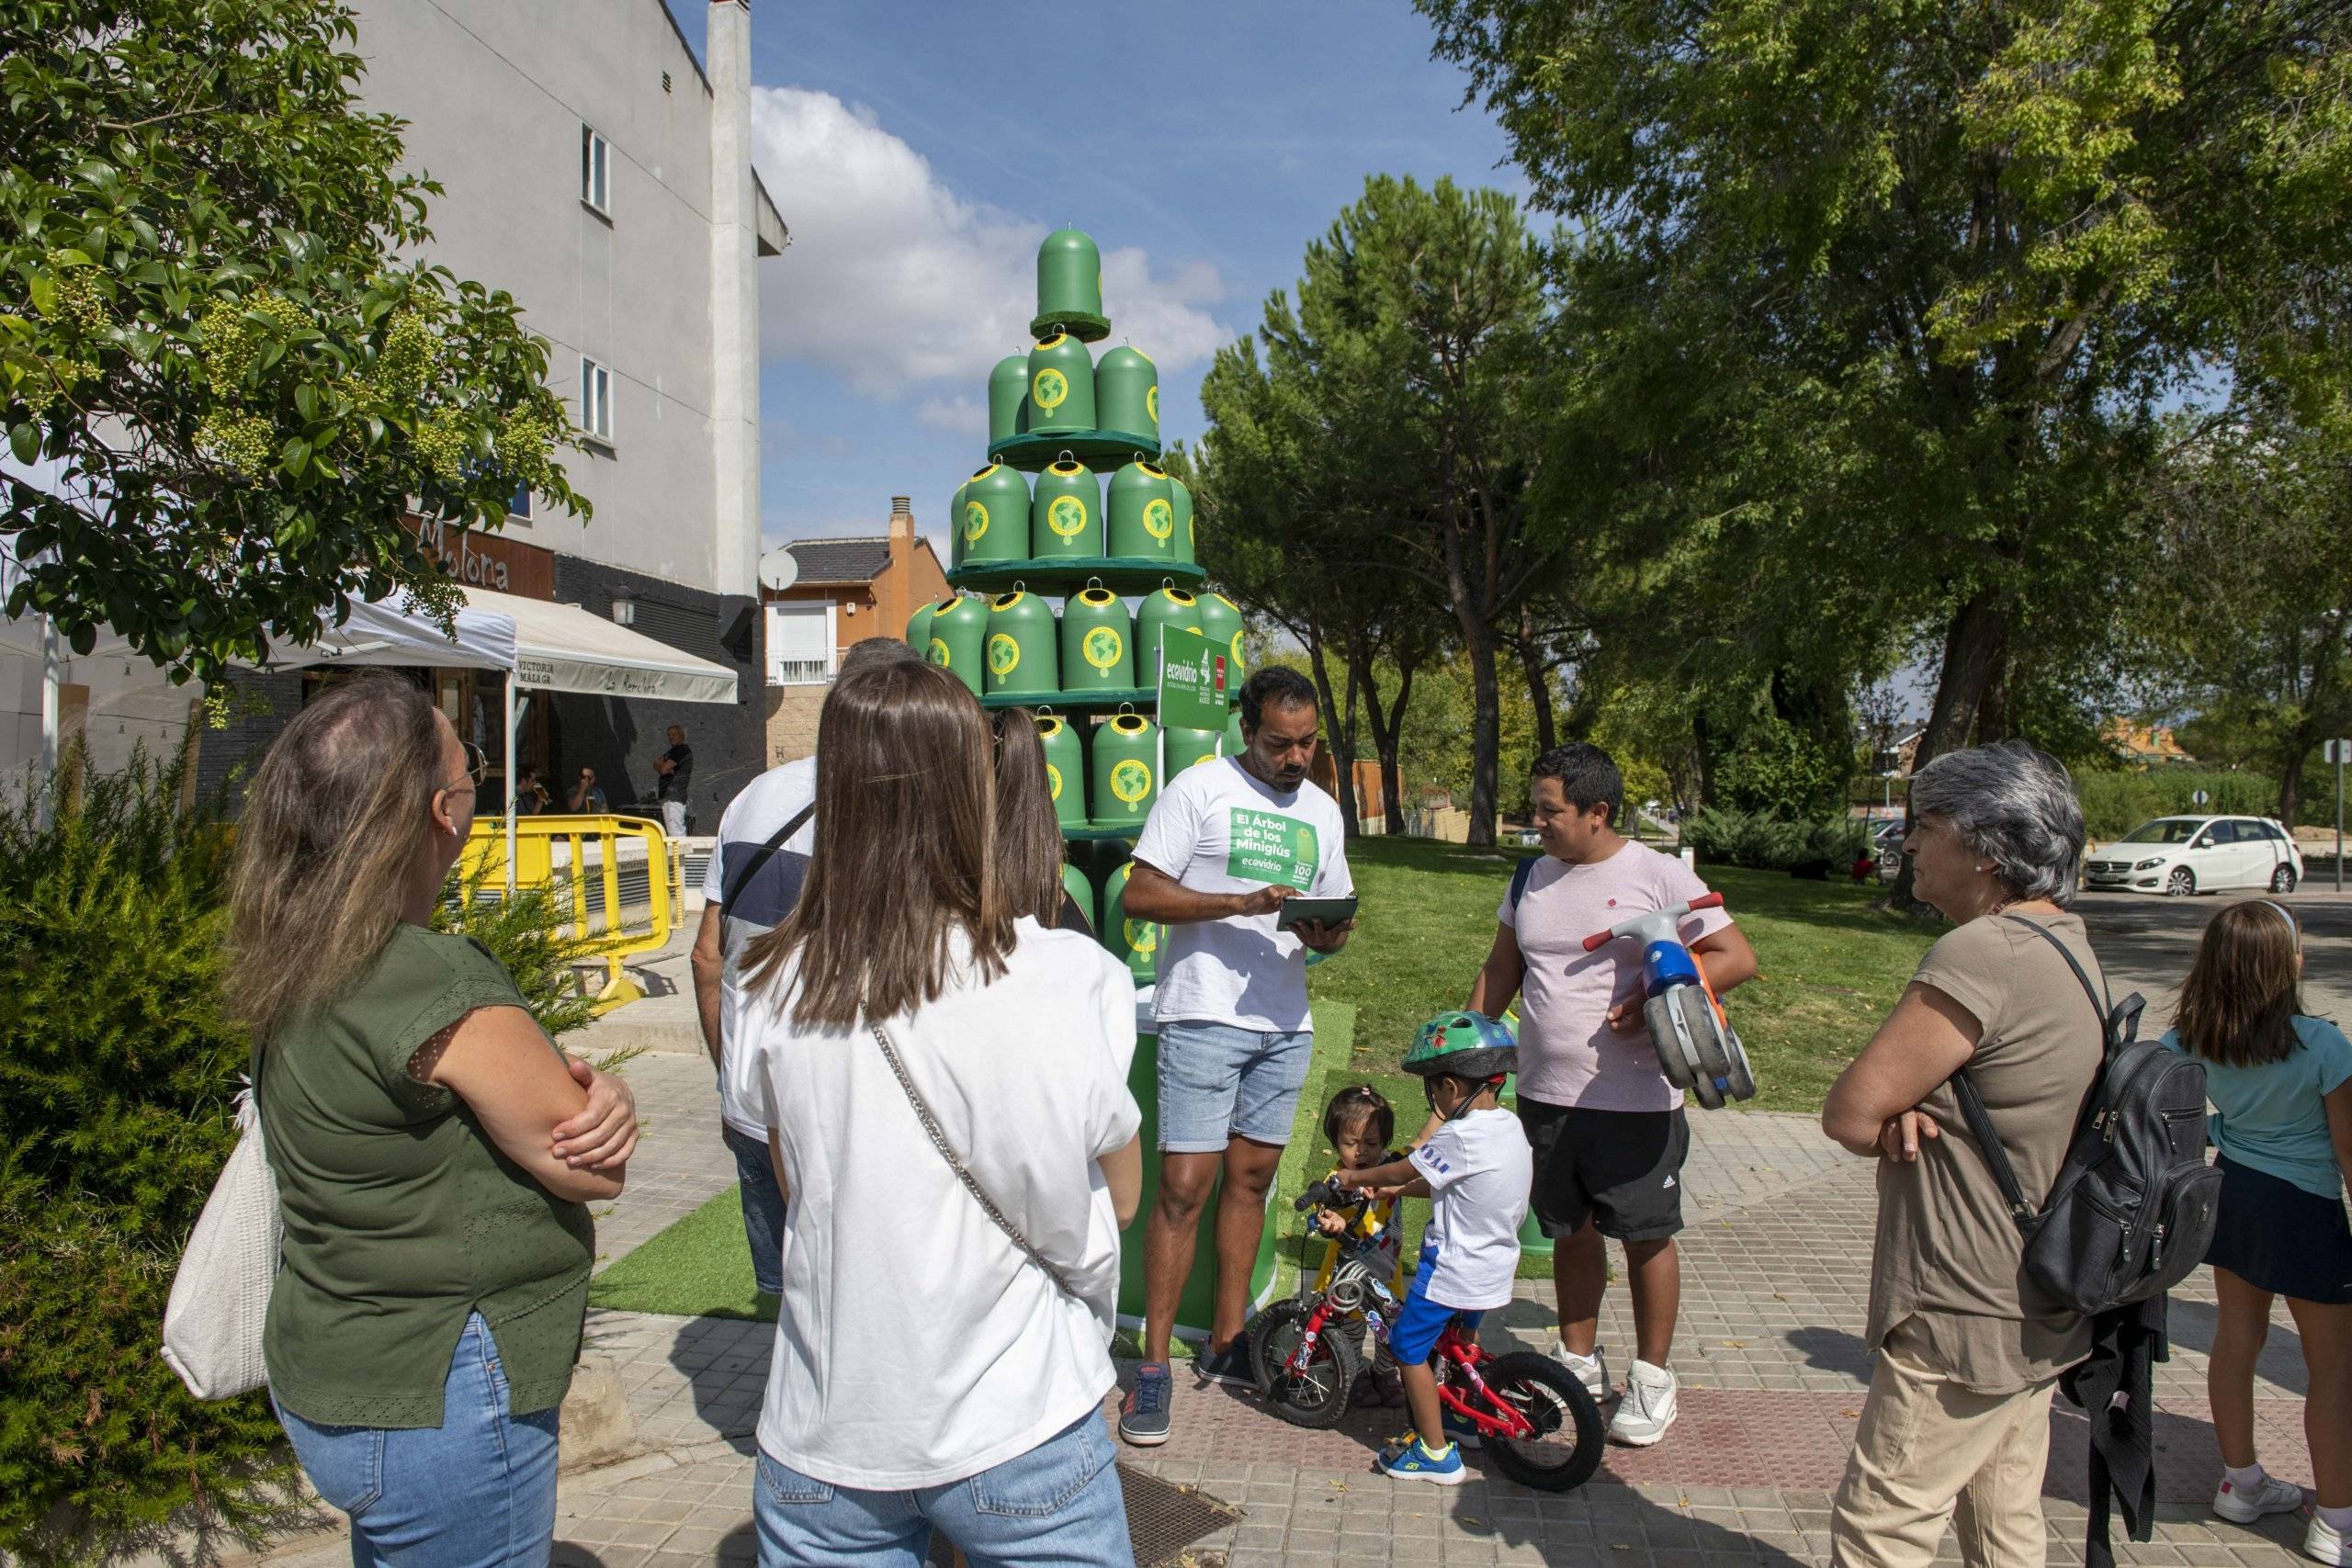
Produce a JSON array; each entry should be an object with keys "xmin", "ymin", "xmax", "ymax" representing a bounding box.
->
[
  {"xmin": 1249, "ymin": 1299, "xmax": 1362, "ymax": 1429},
  {"xmin": 1474, "ymin": 1351, "xmax": 1605, "ymax": 1492}
]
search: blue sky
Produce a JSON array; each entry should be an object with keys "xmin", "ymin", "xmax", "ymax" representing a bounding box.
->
[{"xmin": 665, "ymin": 0, "xmax": 1523, "ymax": 556}]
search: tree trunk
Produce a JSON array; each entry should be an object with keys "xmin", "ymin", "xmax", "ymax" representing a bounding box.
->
[
  {"xmin": 1518, "ymin": 602, "xmax": 1556, "ymax": 755},
  {"xmin": 1887, "ymin": 591, "xmax": 2010, "ymax": 908},
  {"xmin": 1440, "ymin": 490, "xmax": 1501, "ymax": 848},
  {"xmin": 1354, "ymin": 640, "xmax": 1416, "ymax": 837},
  {"xmin": 2278, "ymin": 738, "xmax": 2310, "ymax": 828},
  {"xmin": 1976, "ymin": 654, "xmax": 2010, "ymax": 744},
  {"xmin": 1304, "ymin": 619, "xmax": 1360, "ymax": 838}
]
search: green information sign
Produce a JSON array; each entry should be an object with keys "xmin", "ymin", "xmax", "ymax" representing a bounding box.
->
[
  {"xmin": 1157, "ymin": 625, "xmax": 1233, "ymax": 732},
  {"xmin": 1227, "ymin": 807, "xmax": 1319, "ymax": 890}
]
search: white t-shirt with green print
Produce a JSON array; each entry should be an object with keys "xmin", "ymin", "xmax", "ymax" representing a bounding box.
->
[{"xmin": 1131, "ymin": 757, "xmax": 1352, "ymax": 1033}]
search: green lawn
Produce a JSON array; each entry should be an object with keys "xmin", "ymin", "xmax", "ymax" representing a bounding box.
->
[{"xmin": 594, "ymin": 839, "xmax": 1939, "ymax": 1316}]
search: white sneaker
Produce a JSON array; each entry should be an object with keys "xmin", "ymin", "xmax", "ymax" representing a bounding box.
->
[
  {"xmin": 2307, "ymin": 1513, "xmax": 2348, "ymax": 1567},
  {"xmin": 1607, "ymin": 1359, "xmax": 1678, "ymax": 1447},
  {"xmin": 1552, "ymin": 1340, "xmax": 1610, "ymax": 1402},
  {"xmin": 2213, "ymin": 1472, "xmax": 2305, "ymax": 1524}
]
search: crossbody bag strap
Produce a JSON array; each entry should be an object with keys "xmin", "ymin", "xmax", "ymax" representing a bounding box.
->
[
  {"xmin": 2001, "ymin": 913, "xmax": 2112, "ymax": 1021},
  {"xmin": 867, "ymin": 1020, "xmax": 1081, "ymax": 1302},
  {"xmin": 720, "ymin": 803, "xmax": 815, "ymax": 915}
]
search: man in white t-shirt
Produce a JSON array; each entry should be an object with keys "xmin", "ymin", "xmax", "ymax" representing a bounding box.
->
[
  {"xmin": 1116, "ymin": 666, "xmax": 1355, "ymax": 1445},
  {"xmin": 1468, "ymin": 743, "xmax": 1757, "ymax": 1449},
  {"xmin": 688, "ymin": 637, "xmax": 922, "ymax": 1296}
]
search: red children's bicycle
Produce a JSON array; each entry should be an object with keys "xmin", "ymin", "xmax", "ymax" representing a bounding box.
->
[{"xmin": 1250, "ymin": 1180, "xmax": 1604, "ymax": 1492}]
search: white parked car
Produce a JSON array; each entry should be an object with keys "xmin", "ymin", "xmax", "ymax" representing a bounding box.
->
[{"xmin": 2083, "ymin": 815, "xmax": 2304, "ymax": 897}]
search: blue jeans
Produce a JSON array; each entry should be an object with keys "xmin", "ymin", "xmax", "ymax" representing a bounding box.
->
[
  {"xmin": 273, "ymin": 1313, "xmax": 560, "ymax": 1568},
  {"xmin": 752, "ymin": 1413, "xmax": 1133, "ymax": 1567},
  {"xmin": 1154, "ymin": 1020, "xmax": 1314, "ymax": 1153},
  {"xmin": 724, "ymin": 1122, "xmax": 786, "ymax": 1295}
]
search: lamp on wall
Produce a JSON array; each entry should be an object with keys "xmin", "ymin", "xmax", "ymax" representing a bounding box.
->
[{"xmin": 610, "ymin": 597, "xmax": 636, "ymax": 626}]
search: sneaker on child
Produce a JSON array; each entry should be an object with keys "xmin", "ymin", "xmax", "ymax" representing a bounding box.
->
[
  {"xmin": 1377, "ymin": 1435, "xmax": 1466, "ymax": 1485},
  {"xmin": 2211, "ymin": 1469, "xmax": 2304, "ymax": 1524},
  {"xmin": 1440, "ymin": 1406, "xmax": 1485, "ymax": 1451},
  {"xmin": 1607, "ymin": 1359, "xmax": 1678, "ymax": 1447},
  {"xmin": 2307, "ymin": 1509, "xmax": 2350, "ymax": 1568},
  {"xmin": 1554, "ymin": 1340, "xmax": 1611, "ymax": 1402}
]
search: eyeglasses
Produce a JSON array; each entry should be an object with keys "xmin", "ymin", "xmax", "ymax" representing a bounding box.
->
[{"xmin": 437, "ymin": 742, "xmax": 489, "ymax": 797}]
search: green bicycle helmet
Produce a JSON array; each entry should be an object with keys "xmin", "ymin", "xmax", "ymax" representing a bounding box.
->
[{"xmin": 1402, "ymin": 1010, "xmax": 1518, "ymax": 1087}]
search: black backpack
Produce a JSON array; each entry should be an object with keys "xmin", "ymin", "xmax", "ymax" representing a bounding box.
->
[{"xmin": 1951, "ymin": 917, "xmax": 2221, "ymax": 1317}]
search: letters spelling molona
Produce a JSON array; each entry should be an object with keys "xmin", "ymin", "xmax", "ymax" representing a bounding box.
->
[{"xmin": 413, "ymin": 517, "xmax": 512, "ymax": 592}]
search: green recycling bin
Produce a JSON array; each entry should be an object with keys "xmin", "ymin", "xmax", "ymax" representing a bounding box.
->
[
  {"xmin": 960, "ymin": 465, "xmax": 1030, "ymax": 567},
  {"xmin": 905, "ymin": 599, "xmax": 938, "ymax": 654},
  {"xmin": 1096, "ymin": 345, "xmax": 1159, "ymax": 440},
  {"xmin": 1037, "ymin": 714, "xmax": 1087, "ymax": 829},
  {"xmin": 1030, "ymin": 459, "xmax": 1102, "ymax": 559},
  {"xmin": 1106, "ymin": 461, "xmax": 1177, "ymax": 561},
  {"xmin": 988, "ymin": 353, "xmax": 1031, "ymax": 445},
  {"xmin": 1027, "ymin": 333, "xmax": 1096, "ymax": 434},
  {"xmin": 1195, "ymin": 592, "xmax": 1247, "ymax": 687},
  {"xmin": 945, "ymin": 480, "xmax": 969, "ymax": 568},
  {"xmin": 1059, "ymin": 585, "xmax": 1135, "ymax": 694},
  {"xmin": 1091, "ymin": 713, "xmax": 1159, "ymax": 827},
  {"xmin": 1061, "ymin": 863, "xmax": 1097, "ymax": 932},
  {"xmin": 1169, "ymin": 476, "xmax": 1196, "ymax": 566},
  {"xmin": 926, "ymin": 594, "xmax": 988, "ymax": 695},
  {"xmin": 1101, "ymin": 861, "xmax": 1160, "ymax": 984},
  {"xmin": 1034, "ymin": 227, "xmax": 1107, "ymax": 339},
  {"xmin": 985, "ymin": 590, "xmax": 1057, "ymax": 697},
  {"xmin": 1163, "ymin": 725, "xmax": 1222, "ymax": 776},
  {"xmin": 1136, "ymin": 587, "xmax": 1204, "ymax": 681}
]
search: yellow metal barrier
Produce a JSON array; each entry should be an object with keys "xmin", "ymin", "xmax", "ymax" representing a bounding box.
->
[{"xmin": 461, "ymin": 814, "xmax": 684, "ymax": 1014}]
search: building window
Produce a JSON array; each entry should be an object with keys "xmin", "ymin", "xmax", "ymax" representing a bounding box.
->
[
  {"xmin": 581, "ymin": 124, "xmax": 611, "ymax": 215},
  {"xmin": 579, "ymin": 356, "xmax": 612, "ymax": 443},
  {"xmin": 509, "ymin": 479, "xmax": 533, "ymax": 520},
  {"xmin": 766, "ymin": 603, "xmax": 832, "ymax": 685}
]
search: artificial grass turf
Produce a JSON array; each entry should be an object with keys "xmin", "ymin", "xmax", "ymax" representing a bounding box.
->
[{"xmin": 591, "ymin": 840, "xmax": 1939, "ymax": 1315}]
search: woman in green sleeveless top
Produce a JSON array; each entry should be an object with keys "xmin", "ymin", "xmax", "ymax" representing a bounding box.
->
[{"xmin": 225, "ymin": 677, "xmax": 638, "ymax": 1568}]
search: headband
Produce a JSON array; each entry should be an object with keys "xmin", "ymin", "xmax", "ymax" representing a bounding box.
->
[{"xmin": 2254, "ymin": 898, "xmax": 2300, "ymax": 948}]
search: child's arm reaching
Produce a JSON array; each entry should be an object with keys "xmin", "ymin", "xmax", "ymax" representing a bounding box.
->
[{"xmin": 1369, "ymin": 1176, "xmax": 1430, "ymax": 1201}]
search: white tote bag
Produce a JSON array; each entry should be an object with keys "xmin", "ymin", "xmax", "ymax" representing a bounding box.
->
[{"xmin": 161, "ymin": 1085, "xmax": 280, "ymax": 1400}]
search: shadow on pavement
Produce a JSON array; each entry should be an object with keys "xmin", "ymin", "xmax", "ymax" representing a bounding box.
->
[
  {"xmin": 2161, "ymin": 1296, "xmax": 2310, "ymax": 1396},
  {"xmin": 669, "ymin": 1310, "xmax": 774, "ymax": 1445},
  {"xmin": 1784, "ymin": 1325, "xmax": 1873, "ymax": 1382},
  {"xmin": 1466, "ymin": 1480, "xmax": 1815, "ymax": 1564}
]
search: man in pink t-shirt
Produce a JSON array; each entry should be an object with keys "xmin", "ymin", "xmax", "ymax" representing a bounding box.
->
[{"xmin": 1468, "ymin": 744, "xmax": 1757, "ymax": 1449}]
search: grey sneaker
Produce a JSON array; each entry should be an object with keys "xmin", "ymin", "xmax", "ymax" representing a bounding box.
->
[
  {"xmin": 2213, "ymin": 1472, "xmax": 2304, "ymax": 1524},
  {"xmin": 1119, "ymin": 1362, "xmax": 1172, "ymax": 1447},
  {"xmin": 1607, "ymin": 1359, "xmax": 1679, "ymax": 1447},
  {"xmin": 1553, "ymin": 1339, "xmax": 1611, "ymax": 1402}
]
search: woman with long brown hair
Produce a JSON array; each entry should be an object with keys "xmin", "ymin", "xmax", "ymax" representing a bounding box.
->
[
  {"xmin": 991, "ymin": 705, "xmax": 1091, "ymax": 934},
  {"xmin": 2162, "ymin": 899, "xmax": 2352, "ymax": 1562},
  {"xmin": 227, "ymin": 675, "xmax": 636, "ymax": 1567},
  {"xmin": 728, "ymin": 659, "xmax": 1144, "ymax": 1567}
]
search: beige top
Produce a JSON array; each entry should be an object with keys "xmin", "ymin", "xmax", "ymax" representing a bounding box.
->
[{"xmin": 1864, "ymin": 910, "xmax": 2103, "ymax": 1393}]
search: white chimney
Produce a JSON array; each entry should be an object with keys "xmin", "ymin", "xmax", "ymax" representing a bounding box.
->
[{"xmin": 707, "ymin": 0, "xmax": 759, "ymax": 600}]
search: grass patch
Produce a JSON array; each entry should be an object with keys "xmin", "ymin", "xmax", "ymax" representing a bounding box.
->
[{"xmin": 590, "ymin": 1188, "xmax": 772, "ymax": 1322}]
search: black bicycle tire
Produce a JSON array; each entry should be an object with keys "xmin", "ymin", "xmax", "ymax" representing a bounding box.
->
[
  {"xmin": 1249, "ymin": 1301, "xmax": 1362, "ymax": 1430},
  {"xmin": 1476, "ymin": 1351, "xmax": 1605, "ymax": 1492}
]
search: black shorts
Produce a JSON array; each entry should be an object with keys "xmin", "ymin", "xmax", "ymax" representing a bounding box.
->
[
  {"xmin": 1518, "ymin": 1100, "xmax": 1689, "ymax": 1242},
  {"xmin": 2205, "ymin": 1155, "xmax": 2352, "ymax": 1305}
]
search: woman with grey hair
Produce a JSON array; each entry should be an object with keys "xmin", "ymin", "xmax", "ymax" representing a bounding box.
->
[{"xmin": 1820, "ymin": 739, "xmax": 2106, "ymax": 1566}]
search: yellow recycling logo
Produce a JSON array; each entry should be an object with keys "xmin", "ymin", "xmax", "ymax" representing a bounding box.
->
[
  {"xmin": 1110, "ymin": 758, "xmax": 1153, "ymax": 806},
  {"xmin": 1033, "ymin": 367, "xmax": 1069, "ymax": 412},
  {"xmin": 1146, "ymin": 386, "xmax": 1159, "ymax": 425},
  {"xmin": 987, "ymin": 634, "xmax": 1020, "ymax": 678},
  {"xmin": 926, "ymin": 637, "xmax": 951, "ymax": 667},
  {"xmin": 1125, "ymin": 919, "xmax": 1159, "ymax": 956},
  {"xmin": 962, "ymin": 500, "xmax": 989, "ymax": 543},
  {"xmin": 1082, "ymin": 626, "xmax": 1125, "ymax": 671},
  {"xmin": 1046, "ymin": 762, "xmax": 1063, "ymax": 802},
  {"xmin": 1046, "ymin": 494, "xmax": 1089, "ymax": 537},
  {"xmin": 1143, "ymin": 497, "xmax": 1174, "ymax": 540}
]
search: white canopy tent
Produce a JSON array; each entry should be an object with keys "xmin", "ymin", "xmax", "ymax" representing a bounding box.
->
[{"xmin": 6, "ymin": 586, "xmax": 737, "ymax": 879}]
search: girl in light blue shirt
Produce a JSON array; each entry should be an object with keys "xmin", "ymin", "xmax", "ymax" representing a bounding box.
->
[{"xmin": 2161, "ymin": 898, "xmax": 2352, "ymax": 1562}]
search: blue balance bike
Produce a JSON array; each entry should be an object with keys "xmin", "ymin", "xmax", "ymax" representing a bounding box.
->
[{"xmin": 1580, "ymin": 891, "xmax": 1756, "ymax": 1108}]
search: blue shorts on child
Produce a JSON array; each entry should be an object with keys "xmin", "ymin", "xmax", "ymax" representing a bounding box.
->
[{"xmin": 1390, "ymin": 1243, "xmax": 1483, "ymax": 1367}]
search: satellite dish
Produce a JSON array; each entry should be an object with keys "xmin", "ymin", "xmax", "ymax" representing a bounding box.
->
[{"xmin": 758, "ymin": 547, "xmax": 800, "ymax": 593}]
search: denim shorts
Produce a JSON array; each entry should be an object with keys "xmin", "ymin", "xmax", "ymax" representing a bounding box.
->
[
  {"xmin": 1155, "ymin": 1019, "xmax": 1314, "ymax": 1154},
  {"xmin": 273, "ymin": 1312, "xmax": 560, "ymax": 1568},
  {"xmin": 752, "ymin": 1411, "xmax": 1132, "ymax": 1566}
]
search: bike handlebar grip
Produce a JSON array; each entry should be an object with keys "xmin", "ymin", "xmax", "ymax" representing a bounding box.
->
[
  {"xmin": 1580, "ymin": 930, "xmax": 1614, "ymax": 953},
  {"xmin": 1687, "ymin": 892, "xmax": 1724, "ymax": 911}
]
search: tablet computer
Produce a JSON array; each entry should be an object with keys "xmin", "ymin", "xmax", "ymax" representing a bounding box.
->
[{"xmin": 1275, "ymin": 896, "xmax": 1359, "ymax": 931}]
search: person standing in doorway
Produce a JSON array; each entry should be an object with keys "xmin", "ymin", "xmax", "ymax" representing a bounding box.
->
[
  {"xmin": 1464, "ymin": 743, "xmax": 1758, "ymax": 1448},
  {"xmin": 1117, "ymin": 665, "xmax": 1355, "ymax": 1447},
  {"xmin": 691, "ymin": 639, "xmax": 922, "ymax": 1302},
  {"xmin": 655, "ymin": 724, "xmax": 694, "ymax": 838}
]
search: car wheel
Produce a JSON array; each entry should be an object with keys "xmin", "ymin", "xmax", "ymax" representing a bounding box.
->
[
  {"xmin": 2165, "ymin": 867, "xmax": 2196, "ymax": 897},
  {"xmin": 2271, "ymin": 864, "xmax": 2298, "ymax": 894}
]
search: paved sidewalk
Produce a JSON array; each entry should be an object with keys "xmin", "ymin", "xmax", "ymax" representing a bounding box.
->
[{"xmin": 248, "ymin": 891, "xmax": 2348, "ymax": 1568}]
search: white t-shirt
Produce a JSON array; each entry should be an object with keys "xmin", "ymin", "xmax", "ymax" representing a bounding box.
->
[
  {"xmin": 1408, "ymin": 1106, "xmax": 1532, "ymax": 1311},
  {"xmin": 1131, "ymin": 757, "xmax": 1352, "ymax": 1033},
  {"xmin": 727, "ymin": 918, "xmax": 1142, "ymax": 1490},
  {"xmin": 1501, "ymin": 840, "xmax": 1733, "ymax": 1112},
  {"xmin": 702, "ymin": 758, "xmax": 819, "ymax": 1140}
]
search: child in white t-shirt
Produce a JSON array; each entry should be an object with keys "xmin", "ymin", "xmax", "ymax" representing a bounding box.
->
[{"xmin": 1343, "ymin": 1012, "xmax": 1532, "ymax": 1484}]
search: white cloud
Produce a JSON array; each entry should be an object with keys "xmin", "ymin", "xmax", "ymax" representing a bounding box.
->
[
  {"xmin": 749, "ymin": 87, "xmax": 1231, "ymax": 401},
  {"xmin": 914, "ymin": 396, "xmax": 983, "ymax": 433}
]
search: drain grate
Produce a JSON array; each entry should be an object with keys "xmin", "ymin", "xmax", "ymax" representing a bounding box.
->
[{"xmin": 922, "ymin": 1464, "xmax": 1239, "ymax": 1567}]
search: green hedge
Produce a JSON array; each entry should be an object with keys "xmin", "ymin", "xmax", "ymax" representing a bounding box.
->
[
  {"xmin": 2074, "ymin": 769, "xmax": 2287, "ymax": 840},
  {"xmin": 1683, "ymin": 806, "xmax": 1869, "ymax": 871},
  {"xmin": 1, "ymin": 758, "xmax": 603, "ymax": 1564}
]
